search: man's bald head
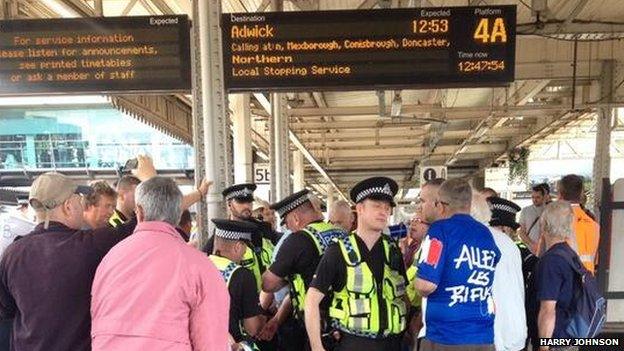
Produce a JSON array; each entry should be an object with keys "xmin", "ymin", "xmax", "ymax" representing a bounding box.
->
[
  {"xmin": 329, "ymin": 200, "xmax": 354, "ymax": 232},
  {"xmin": 420, "ymin": 178, "xmax": 445, "ymax": 223}
]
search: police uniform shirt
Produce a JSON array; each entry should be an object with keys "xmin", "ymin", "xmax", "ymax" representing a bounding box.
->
[
  {"xmin": 311, "ymin": 234, "xmax": 407, "ymax": 297},
  {"xmin": 228, "ymin": 267, "xmax": 263, "ymax": 342},
  {"xmin": 247, "ymin": 217, "xmax": 281, "ymax": 246},
  {"xmin": 268, "ymin": 220, "xmax": 324, "ymax": 285},
  {"xmin": 310, "ymin": 234, "xmax": 407, "ymax": 351}
]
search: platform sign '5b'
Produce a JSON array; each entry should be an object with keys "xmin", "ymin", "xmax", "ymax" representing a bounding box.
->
[{"xmin": 254, "ymin": 163, "xmax": 271, "ymax": 184}]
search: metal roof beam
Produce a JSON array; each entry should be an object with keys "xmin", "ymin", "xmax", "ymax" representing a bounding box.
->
[
  {"xmin": 251, "ymin": 92, "xmax": 348, "ymax": 202},
  {"xmin": 520, "ymin": 21, "xmax": 624, "ymax": 36},
  {"xmin": 298, "ymin": 127, "xmax": 528, "ymax": 143},
  {"xmin": 148, "ymin": 0, "xmax": 175, "ymax": 14},
  {"xmin": 288, "ymin": 103, "xmax": 617, "ymax": 119},
  {"xmin": 289, "ymin": 0, "xmax": 318, "ymax": 11},
  {"xmin": 556, "ymin": 0, "xmax": 590, "ymax": 35},
  {"xmin": 57, "ymin": 0, "xmax": 94, "ymax": 17},
  {"xmin": 256, "ymin": 0, "xmax": 271, "ymax": 11},
  {"xmin": 121, "ymin": 0, "xmax": 139, "ymax": 15},
  {"xmin": 323, "ymin": 143, "xmax": 506, "ymax": 159},
  {"xmin": 291, "ymin": 119, "xmax": 433, "ymax": 130},
  {"xmin": 289, "ymin": 131, "xmax": 350, "ymax": 202},
  {"xmin": 305, "ymin": 139, "xmax": 425, "ymax": 149},
  {"xmin": 357, "ymin": 0, "xmax": 378, "ymax": 9}
]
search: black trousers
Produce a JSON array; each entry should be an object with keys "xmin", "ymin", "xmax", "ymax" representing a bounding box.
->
[
  {"xmin": 334, "ymin": 334, "xmax": 402, "ymax": 351},
  {"xmin": 277, "ymin": 316, "xmax": 309, "ymax": 351}
]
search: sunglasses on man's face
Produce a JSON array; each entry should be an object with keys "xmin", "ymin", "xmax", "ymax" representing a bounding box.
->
[
  {"xmin": 411, "ymin": 218, "xmax": 431, "ymax": 226},
  {"xmin": 435, "ymin": 200, "xmax": 450, "ymax": 208}
]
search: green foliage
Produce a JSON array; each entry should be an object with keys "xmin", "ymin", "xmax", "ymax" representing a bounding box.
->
[{"xmin": 508, "ymin": 147, "xmax": 529, "ymax": 184}]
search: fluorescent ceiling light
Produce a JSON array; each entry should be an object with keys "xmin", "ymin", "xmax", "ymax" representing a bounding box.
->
[{"xmin": 0, "ymin": 95, "xmax": 109, "ymax": 106}]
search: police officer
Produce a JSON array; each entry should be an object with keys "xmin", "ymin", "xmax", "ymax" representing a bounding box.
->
[
  {"xmin": 204, "ymin": 183, "xmax": 276, "ymax": 291},
  {"xmin": 305, "ymin": 177, "xmax": 408, "ymax": 351},
  {"xmin": 261, "ymin": 189, "xmax": 346, "ymax": 350},
  {"xmin": 209, "ymin": 219, "xmax": 267, "ymax": 351}
]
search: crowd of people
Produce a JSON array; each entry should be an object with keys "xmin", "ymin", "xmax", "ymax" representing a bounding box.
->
[{"xmin": 0, "ymin": 154, "xmax": 601, "ymax": 351}]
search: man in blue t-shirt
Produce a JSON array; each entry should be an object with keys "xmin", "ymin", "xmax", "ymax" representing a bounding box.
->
[
  {"xmin": 415, "ymin": 178, "xmax": 500, "ymax": 351},
  {"xmin": 536, "ymin": 201, "xmax": 578, "ymax": 351}
]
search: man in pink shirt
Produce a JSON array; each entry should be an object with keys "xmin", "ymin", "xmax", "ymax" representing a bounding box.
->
[{"xmin": 91, "ymin": 176, "xmax": 230, "ymax": 351}]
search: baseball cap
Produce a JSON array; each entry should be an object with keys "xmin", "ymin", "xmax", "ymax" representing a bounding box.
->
[
  {"xmin": 29, "ymin": 173, "xmax": 93, "ymax": 228},
  {"xmin": 253, "ymin": 198, "xmax": 270, "ymax": 211}
]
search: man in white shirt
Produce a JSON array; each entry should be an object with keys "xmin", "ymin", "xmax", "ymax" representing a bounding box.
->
[
  {"xmin": 473, "ymin": 193, "xmax": 527, "ymax": 351},
  {"xmin": 518, "ymin": 184, "xmax": 549, "ymax": 253},
  {"xmin": 0, "ymin": 197, "xmax": 35, "ymax": 257}
]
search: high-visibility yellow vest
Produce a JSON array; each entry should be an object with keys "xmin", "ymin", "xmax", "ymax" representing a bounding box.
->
[
  {"xmin": 260, "ymin": 237, "xmax": 274, "ymax": 271},
  {"xmin": 329, "ymin": 234, "xmax": 407, "ymax": 339},
  {"xmin": 240, "ymin": 245, "xmax": 262, "ymax": 292},
  {"xmin": 405, "ymin": 247, "xmax": 422, "ymax": 308},
  {"xmin": 238, "ymin": 230, "xmax": 275, "ymax": 292},
  {"xmin": 108, "ymin": 209, "xmax": 126, "ymax": 228},
  {"xmin": 209, "ymin": 254, "xmax": 242, "ymax": 287},
  {"xmin": 209, "ymin": 255, "xmax": 259, "ymax": 351},
  {"xmin": 289, "ymin": 222, "xmax": 346, "ymax": 320}
]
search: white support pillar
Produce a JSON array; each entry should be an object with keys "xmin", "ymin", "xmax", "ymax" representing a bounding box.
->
[
  {"xmin": 293, "ymin": 150, "xmax": 305, "ymax": 191},
  {"xmin": 592, "ymin": 60, "xmax": 615, "ymax": 213},
  {"xmin": 193, "ymin": 0, "xmax": 230, "ymax": 249},
  {"xmin": 94, "ymin": 0, "xmax": 103, "ymax": 16},
  {"xmin": 326, "ymin": 189, "xmax": 336, "ymax": 212},
  {"xmin": 0, "ymin": 0, "xmax": 17, "ymax": 19},
  {"xmin": 269, "ymin": 0, "xmax": 291, "ymax": 201},
  {"xmin": 270, "ymin": 93, "xmax": 291, "ymax": 200},
  {"xmin": 232, "ymin": 93, "xmax": 253, "ymax": 183}
]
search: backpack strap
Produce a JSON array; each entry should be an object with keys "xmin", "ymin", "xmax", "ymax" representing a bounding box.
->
[
  {"xmin": 552, "ymin": 250, "xmax": 587, "ymax": 279},
  {"xmin": 526, "ymin": 216, "xmax": 541, "ymax": 236}
]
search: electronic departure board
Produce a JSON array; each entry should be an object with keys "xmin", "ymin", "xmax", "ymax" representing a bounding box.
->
[
  {"xmin": 222, "ymin": 6, "xmax": 516, "ymax": 92},
  {"xmin": 0, "ymin": 15, "xmax": 190, "ymax": 95}
]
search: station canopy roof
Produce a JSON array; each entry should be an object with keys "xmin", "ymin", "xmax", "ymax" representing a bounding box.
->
[{"xmin": 8, "ymin": 0, "xmax": 624, "ymax": 201}]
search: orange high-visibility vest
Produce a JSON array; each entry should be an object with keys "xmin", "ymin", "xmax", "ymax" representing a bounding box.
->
[{"xmin": 571, "ymin": 204, "xmax": 600, "ymax": 274}]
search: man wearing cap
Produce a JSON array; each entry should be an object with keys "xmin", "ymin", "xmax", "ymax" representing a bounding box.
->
[
  {"xmin": 261, "ymin": 189, "xmax": 347, "ymax": 349},
  {"xmin": 478, "ymin": 195, "xmax": 527, "ymax": 351},
  {"xmin": 305, "ymin": 177, "xmax": 408, "ymax": 351},
  {"xmin": 210, "ymin": 219, "xmax": 267, "ymax": 350},
  {"xmin": 254, "ymin": 198, "xmax": 278, "ymax": 231},
  {"xmin": 0, "ymin": 156, "xmax": 155, "ymax": 351}
]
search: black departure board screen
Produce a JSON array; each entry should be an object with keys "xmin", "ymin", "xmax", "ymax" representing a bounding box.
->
[
  {"xmin": 0, "ymin": 15, "xmax": 190, "ymax": 95},
  {"xmin": 222, "ymin": 6, "xmax": 516, "ymax": 92}
]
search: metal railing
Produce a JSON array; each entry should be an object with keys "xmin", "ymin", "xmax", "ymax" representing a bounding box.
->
[{"xmin": 0, "ymin": 139, "xmax": 193, "ymax": 170}]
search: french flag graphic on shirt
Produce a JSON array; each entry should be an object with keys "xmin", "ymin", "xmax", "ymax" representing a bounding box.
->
[{"xmin": 419, "ymin": 236, "xmax": 443, "ymax": 268}]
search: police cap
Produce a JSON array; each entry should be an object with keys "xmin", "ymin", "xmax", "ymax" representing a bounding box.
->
[{"xmin": 350, "ymin": 176, "xmax": 398, "ymax": 207}]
